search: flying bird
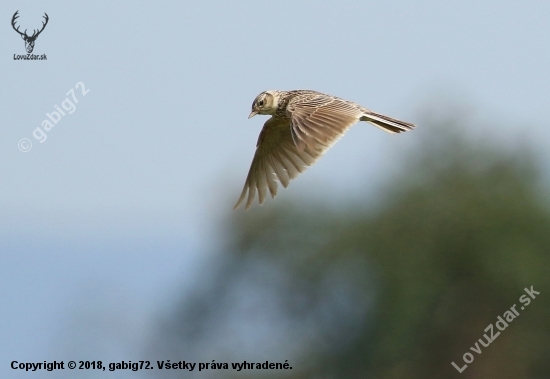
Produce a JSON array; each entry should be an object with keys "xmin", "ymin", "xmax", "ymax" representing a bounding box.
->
[{"xmin": 234, "ymin": 90, "xmax": 415, "ymax": 209}]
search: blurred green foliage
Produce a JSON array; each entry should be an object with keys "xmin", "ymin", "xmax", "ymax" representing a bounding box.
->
[{"xmin": 157, "ymin": 123, "xmax": 550, "ymax": 379}]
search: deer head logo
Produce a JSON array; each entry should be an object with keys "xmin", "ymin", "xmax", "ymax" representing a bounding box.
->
[{"xmin": 12, "ymin": 11, "xmax": 49, "ymax": 54}]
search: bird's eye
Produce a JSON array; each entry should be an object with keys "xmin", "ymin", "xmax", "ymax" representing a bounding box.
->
[{"xmin": 258, "ymin": 100, "xmax": 264, "ymax": 106}]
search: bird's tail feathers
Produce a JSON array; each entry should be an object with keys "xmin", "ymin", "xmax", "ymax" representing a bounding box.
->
[{"xmin": 360, "ymin": 111, "xmax": 415, "ymax": 134}]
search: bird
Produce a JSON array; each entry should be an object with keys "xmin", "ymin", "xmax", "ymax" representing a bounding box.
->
[{"xmin": 234, "ymin": 90, "xmax": 415, "ymax": 209}]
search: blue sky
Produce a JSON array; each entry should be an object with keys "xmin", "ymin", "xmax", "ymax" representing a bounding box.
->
[{"xmin": 1, "ymin": 1, "xmax": 550, "ymax": 377}]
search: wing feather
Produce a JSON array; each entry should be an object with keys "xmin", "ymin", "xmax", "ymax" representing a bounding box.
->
[
  {"xmin": 234, "ymin": 117, "xmax": 326, "ymax": 209},
  {"xmin": 286, "ymin": 94, "xmax": 362, "ymax": 151}
]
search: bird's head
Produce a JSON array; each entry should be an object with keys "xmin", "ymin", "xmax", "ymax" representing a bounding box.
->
[{"xmin": 249, "ymin": 90, "xmax": 280, "ymax": 118}]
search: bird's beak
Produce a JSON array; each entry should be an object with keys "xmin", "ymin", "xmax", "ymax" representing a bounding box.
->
[{"xmin": 248, "ymin": 110, "xmax": 258, "ymax": 119}]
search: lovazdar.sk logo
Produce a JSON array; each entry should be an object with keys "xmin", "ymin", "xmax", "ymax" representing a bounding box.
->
[{"xmin": 11, "ymin": 10, "xmax": 48, "ymax": 60}]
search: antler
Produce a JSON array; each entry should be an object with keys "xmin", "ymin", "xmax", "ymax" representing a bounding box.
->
[
  {"xmin": 11, "ymin": 11, "xmax": 49, "ymax": 40},
  {"xmin": 11, "ymin": 10, "xmax": 26, "ymax": 37},
  {"xmin": 29, "ymin": 13, "xmax": 49, "ymax": 39}
]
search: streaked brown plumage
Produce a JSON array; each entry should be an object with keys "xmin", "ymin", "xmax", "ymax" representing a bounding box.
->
[{"xmin": 235, "ymin": 90, "xmax": 415, "ymax": 209}]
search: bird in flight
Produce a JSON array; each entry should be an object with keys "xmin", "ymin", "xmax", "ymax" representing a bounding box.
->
[{"xmin": 234, "ymin": 90, "xmax": 415, "ymax": 209}]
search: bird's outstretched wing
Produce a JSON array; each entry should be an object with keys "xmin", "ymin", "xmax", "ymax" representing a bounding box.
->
[
  {"xmin": 234, "ymin": 117, "xmax": 326, "ymax": 210},
  {"xmin": 286, "ymin": 93, "xmax": 363, "ymax": 151}
]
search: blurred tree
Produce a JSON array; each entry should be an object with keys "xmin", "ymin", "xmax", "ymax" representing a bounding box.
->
[{"xmin": 151, "ymin": 118, "xmax": 550, "ymax": 379}]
